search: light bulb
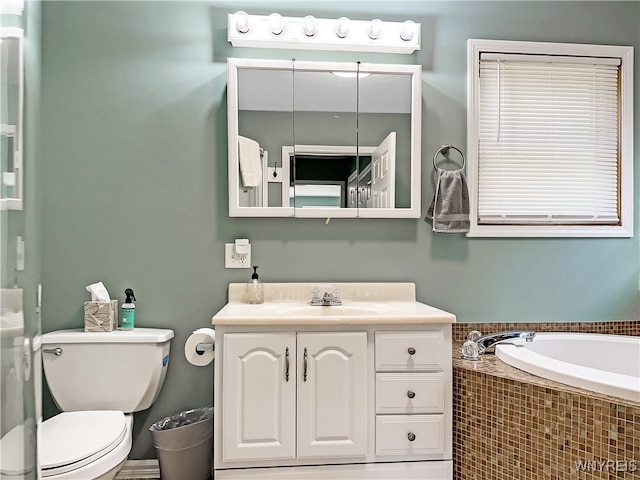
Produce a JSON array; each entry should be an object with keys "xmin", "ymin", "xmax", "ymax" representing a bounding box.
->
[
  {"xmin": 268, "ymin": 13, "xmax": 285, "ymax": 36},
  {"xmin": 367, "ymin": 19, "xmax": 382, "ymax": 40},
  {"xmin": 400, "ymin": 20, "xmax": 416, "ymax": 42},
  {"xmin": 335, "ymin": 17, "xmax": 350, "ymax": 39},
  {"xmin": 302, "ymin": 15, "xmax": 318, "ymax": 37},
  {"xmin": 234, "ymin": 11, "xmax": 251, "ymax": 34}
]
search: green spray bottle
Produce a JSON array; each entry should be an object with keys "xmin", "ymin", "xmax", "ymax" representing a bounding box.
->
[{"xmin": 120, "ymin": 288, "xmax": 136, "ymax": 330}]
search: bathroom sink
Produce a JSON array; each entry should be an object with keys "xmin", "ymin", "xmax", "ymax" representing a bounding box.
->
[{"xmin": 277, "ymin": 304, "xmax": 387, "ymax": 317}]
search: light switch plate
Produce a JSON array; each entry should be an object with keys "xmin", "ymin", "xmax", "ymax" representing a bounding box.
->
[{"xmin": 225, "ymin": 243, "xmax": 251, "ymax": 268}]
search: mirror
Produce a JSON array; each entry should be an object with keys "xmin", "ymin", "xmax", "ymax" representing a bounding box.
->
[
  {"xmin": 0, "ymin": 28, "xmax": 23, "ymax": 211},
  {"xmin": 227, "ymin": 59, "xmax": 421, "ymax": 218}
]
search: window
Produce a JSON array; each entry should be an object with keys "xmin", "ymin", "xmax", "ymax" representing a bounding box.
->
[{"xmin": 467, "ymin": 40, "xmax": 633, "ymax": 237}]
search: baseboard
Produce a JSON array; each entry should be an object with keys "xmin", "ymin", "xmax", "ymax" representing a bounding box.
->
[{"xmin": 114, "ymin": 459, "xmax": 160, "ymax": 479}]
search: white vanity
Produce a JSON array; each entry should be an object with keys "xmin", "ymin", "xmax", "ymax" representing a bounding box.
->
[{"xmin": 212, "ymin": 283, "xmax": 455, "ymax": 479}]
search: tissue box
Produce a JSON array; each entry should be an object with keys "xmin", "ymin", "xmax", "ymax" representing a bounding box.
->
[{"xmin": 84, "ymin": 300, "xmax": 118, "ymax": 332}]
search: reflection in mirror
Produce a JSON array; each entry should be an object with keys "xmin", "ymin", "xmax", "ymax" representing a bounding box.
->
[
  {"xmin": 358, "ymin": 71, "xmax": 413, "ymax": 210},
  {"xmin": 293, "ymin": 64, "xmax": 357, "ymax": 215},
  {"xmin": 0, "ymin": 29, "xmax": 23, "ymax": 210},
  {"xmin": 228, "ymin": 59, "xmax": 421, "ymax": 218},
  {"xmin": 234, "ymin": 60, "xmax": 294, "ymax": 214}
]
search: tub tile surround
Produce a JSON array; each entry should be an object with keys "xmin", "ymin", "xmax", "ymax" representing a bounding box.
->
[
  {"xmin": 453, "ymin": 321, "xmax": 640, "ymax": 480},
  {"xmin": 452, "ymin": 321, "xmax": 640, "ymax": 342}
]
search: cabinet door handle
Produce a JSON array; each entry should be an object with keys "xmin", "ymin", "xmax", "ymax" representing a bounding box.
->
[
  {"xmin": 407, "ymin": 390, "xmax": 416, "ymax": 399},
  {"xmin": 303, "ymin": 347, "xmax": 308, "ymax": 382},
  {"xmin": 407, "ymin": 347, "xmax": 416, "ymax": 355},
  {"xmin": 285, "ymin": 347, "xmax": 290, "ymax": 382},
  {"xmin": 408, "ymin": 432, "xmax": 416, "ymax": 442}
]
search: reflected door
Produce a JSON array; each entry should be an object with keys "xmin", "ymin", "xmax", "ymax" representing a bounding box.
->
[{"xmin": 369, "ymin": 132, "xmax": 396, "ymax": 208}]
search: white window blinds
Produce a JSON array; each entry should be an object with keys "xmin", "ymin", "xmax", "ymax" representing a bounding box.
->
[{"xmin": 477, "ymin": 53, "xmax": 621, "ymax": 224}]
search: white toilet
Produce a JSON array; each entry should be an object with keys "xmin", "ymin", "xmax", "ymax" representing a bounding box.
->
[{"xmin": 40, "ymin": 328, "xmax": 174, "ymax": 480}]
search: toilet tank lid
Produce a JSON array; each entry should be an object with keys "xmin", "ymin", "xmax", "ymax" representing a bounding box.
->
[{"xmin": 42, "ymin": 328, "xmax": 174, "ymax": 344}]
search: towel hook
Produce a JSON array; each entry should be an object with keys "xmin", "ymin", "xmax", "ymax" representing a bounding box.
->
[{"xmin": 433, "ymin": 144, "xmax": 465, "ymax": 172}]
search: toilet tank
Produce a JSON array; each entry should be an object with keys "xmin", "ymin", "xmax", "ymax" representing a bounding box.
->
[{"xmin": 42, "ymin": 328, "xmax": 174, "ymax": 413}]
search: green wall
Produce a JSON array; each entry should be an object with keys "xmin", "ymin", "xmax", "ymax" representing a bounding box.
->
[{"xmin": 39, "ymin": 1, "xmax": 640, "ymax": 459}]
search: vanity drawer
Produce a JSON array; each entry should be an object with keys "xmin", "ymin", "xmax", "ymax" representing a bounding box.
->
[
  {"xmin": 376, "ymin": 373, "xmax": 444, "ymax": 414},
  {"xmin": 375, "ymin": 331, "xmax": 444, "ymax": 371},
  {"xmin": 375, "ymin": 415, "xmax": 445, "ymax": 456}
]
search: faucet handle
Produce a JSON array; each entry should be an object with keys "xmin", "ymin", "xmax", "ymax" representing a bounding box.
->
[
  {"xmin": 467, "ymin": 330, "xmax": 482, "ymax": 342},
  {"xmin": 461, "ymin": 340, "xmax": 480, "ymax": 361},
  {"xmin": 310, "ymin": 289, "xmax": 321, "ymax": 303},
  {"xmin": 332, "ymin": 289, "xmax": 342, "ymax": 305}
]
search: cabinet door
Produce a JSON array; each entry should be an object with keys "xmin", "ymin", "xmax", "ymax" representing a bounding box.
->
[
  {"xmin": 222, "ymin": 333, "xmax": 296, "ymax": 462},
  {"xmin": 297, "ymin": 332, "xmax": 368, "ymax": 459}
]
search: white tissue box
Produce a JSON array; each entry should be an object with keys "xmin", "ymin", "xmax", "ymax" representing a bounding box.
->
[{"xmin": 84, "ymin": 300, "xmax": 118, "ymax": 332}]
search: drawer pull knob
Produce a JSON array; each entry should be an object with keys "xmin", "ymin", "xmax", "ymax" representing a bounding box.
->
[
  {"xmin": 407, "ymin": 390, "xmax": 416, "ymax": 399},
  {"xmin": 407, "ymin": 347, "xmax": 416, "ymax": 355},
  {"xmin": 408, "ymin": 432, "xmax": 416, "ymax": 442}
]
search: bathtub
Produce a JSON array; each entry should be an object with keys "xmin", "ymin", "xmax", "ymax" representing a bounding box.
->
[{"xmin": 495, "ymin": 333, "xmax": 640, "ymax": 403}]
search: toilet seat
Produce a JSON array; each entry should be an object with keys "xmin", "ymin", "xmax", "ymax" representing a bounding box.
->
[{"xmin": 40, "ymin": 411, "xmax": 127, "ymax": 477}]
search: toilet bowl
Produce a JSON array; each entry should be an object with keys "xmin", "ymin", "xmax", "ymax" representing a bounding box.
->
[
  {"xmin": 40, "ymin": 328, "xmax": 174, "ymax": 480},
  {"xmin": 40, "ymin": 412, "xmax": 132, "ymax": 480}
]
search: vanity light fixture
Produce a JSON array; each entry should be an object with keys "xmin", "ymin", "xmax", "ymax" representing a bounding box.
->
[
  {"xmin": 367, "ymin": 19, "xmax": 383, "ymax": 40},
  {"xmin": 399, "ymin": 20, "xmax": 417, "ymax": 42},
  {"xmin": 335, "ymin": 17, "xmax": 351, "ymax": 39},
  {"xmin": 302, "ymin": 15, "xmax": 318, "ymax": 37},
  {"xmin": 268, "ymin": 13, "xmax": 285, "ymax": 36},
  {"xmin": 227, "ymin": 12, "xmax": 421, "ymax": 54},
  {"xmin": 233, "ymin": 10, "xmax": 251, "ymax": 34}
]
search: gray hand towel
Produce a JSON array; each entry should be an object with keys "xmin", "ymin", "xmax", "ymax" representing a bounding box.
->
[{"xmin": 425, "ymin": 168, "xmax": 470, "ymax": 233}]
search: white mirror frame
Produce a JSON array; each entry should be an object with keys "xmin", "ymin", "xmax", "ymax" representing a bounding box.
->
[
  {"xmin": 0, "ymin": 27, "xmax": 24, "ymax": 211},
  {"xmin": 227, "ymin": 58, "xmax": 422, "ymax": 219}
]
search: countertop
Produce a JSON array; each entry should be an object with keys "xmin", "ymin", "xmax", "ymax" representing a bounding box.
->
[{"xmin": 211, "ymin": 282, "xmax": 456, "ymax": 326}]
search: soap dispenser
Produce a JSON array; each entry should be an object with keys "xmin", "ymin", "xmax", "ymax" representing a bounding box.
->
[{"xmin": 246, "ymin": 266, "xmax": 264, "ymax": 304}]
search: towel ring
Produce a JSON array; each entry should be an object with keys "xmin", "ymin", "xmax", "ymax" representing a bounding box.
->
[{"xmin": 433, "ymin": 144, "xmax": 465, "ymax": 172}]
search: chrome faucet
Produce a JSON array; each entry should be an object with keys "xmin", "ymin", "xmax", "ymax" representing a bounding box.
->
[
  {"xmin": 462, "ymin": 330, "xmax": 536, "ymax": 360},
  {"xmin": 310, "ymin": 288, "xmax": 342, "ymax": 306}
]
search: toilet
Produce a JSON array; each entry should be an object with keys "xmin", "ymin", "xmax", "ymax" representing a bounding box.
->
[{"xmin": 40, "ymin": 328, "xmax": 174, "ymax": 480}]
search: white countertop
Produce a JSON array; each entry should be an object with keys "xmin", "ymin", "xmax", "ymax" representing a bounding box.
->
[{"xmin": 211, "ymin": 283, "xmax": 456, "ymax": 326}]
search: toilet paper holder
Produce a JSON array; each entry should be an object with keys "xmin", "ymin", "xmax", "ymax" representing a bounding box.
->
[{"xmin": 195, "ymin": 342, "xmax": 214, "ymax": 354}]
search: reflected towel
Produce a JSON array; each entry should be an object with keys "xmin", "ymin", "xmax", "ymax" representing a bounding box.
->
[
  {"xmin": 238, "ymin": 135, "xmax": 262, "ymax": 187},
  {"xmin": 425, "ymin": 168, "xmax": 470, "ymax": 233}
]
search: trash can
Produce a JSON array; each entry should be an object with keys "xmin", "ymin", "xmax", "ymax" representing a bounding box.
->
[{"xmin": 149, "ymin": 406, "xmax": 214, "ymax": 480}]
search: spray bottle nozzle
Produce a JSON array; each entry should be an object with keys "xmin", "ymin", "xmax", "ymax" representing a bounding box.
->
[{"xmin": 124, "ymin": 288, "xmax": 136, "ymax": 303}]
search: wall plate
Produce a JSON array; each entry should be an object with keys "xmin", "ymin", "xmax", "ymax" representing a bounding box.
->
[{"xmin": 225, "ymin": 243, "xmax": 251, "ymax": 268}]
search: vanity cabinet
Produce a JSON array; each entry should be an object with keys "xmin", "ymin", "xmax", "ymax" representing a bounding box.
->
[
  {"xmin": 222, "ymin": 331, "xmax": 368, "ymax": 462},
  {"xmin": 212, "ymin": 282, "xmax": 454, "ymax": 479},
  {"xmin": 215, "ymin": 326, "xmax": 452, "ymax": 479}
]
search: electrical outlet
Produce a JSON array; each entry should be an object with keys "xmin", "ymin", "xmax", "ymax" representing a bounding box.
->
[{"xmin": 225, "ymin": 243, "xmax": 251, "ymax": 268}]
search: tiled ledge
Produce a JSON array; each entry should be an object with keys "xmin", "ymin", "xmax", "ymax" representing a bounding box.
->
[
  {"xmin": 453, "ymin": 341, "xmax": 639, "ymax": 408},
  {"xmin": 452, "ymin": 320, "xmax": 640, "ymax": 408}
]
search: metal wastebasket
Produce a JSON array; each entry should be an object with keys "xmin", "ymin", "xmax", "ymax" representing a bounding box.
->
[{"xmin": 149, "ymin": 406, "xmax": 214, "ymax": 480}]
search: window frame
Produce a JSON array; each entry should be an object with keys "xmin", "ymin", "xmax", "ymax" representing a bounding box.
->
[{"xmin": 467, "ymin": 39, "xmax": 634, "ymax": 238}]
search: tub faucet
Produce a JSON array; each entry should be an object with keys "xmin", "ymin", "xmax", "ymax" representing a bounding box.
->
[{"xmin": 462, "ymin": 330, "xmax": 536, "ymax": 360}]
